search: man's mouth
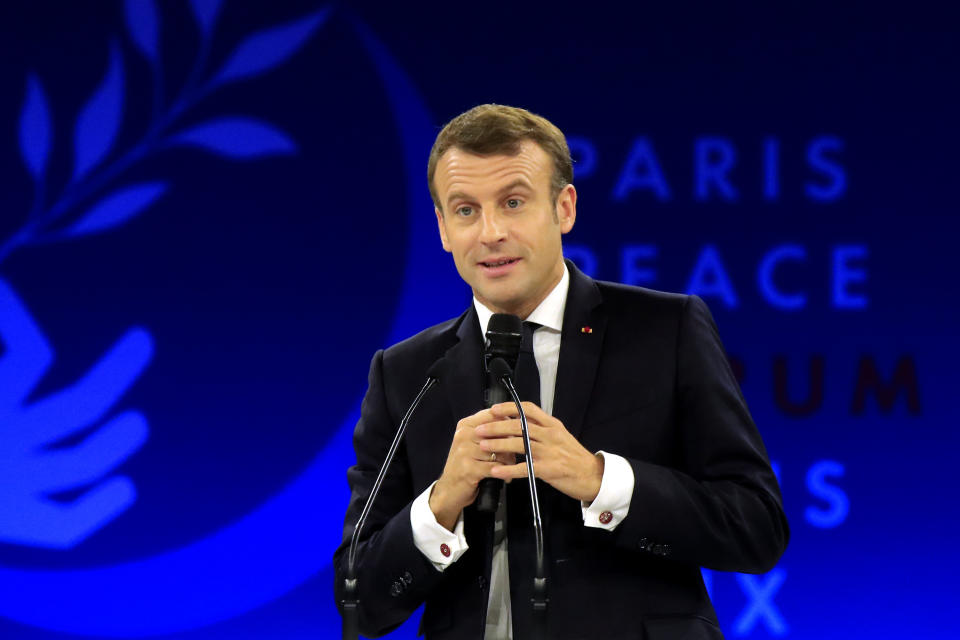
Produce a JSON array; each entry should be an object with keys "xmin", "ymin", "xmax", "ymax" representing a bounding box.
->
[{"xmin": 479, "ymin": 257, "xmax": 520, "ymax": 268}]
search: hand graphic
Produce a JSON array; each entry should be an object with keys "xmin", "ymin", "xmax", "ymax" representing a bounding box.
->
[{"xmin": 0, "ymin": 279, "xmax": 152, "ymax": 549}]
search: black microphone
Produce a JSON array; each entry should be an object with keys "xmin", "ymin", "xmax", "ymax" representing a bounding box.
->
[
  {"xmin": 477, "ymin": 314, "xmax": 523, "ymax": 513},
  {"xmin": 341, "ymin": 359, "xmax": 445, "ymax": 640}
]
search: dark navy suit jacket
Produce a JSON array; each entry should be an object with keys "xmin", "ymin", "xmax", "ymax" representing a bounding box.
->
[{"xmin": 334, "ymin": 261, "xmax": 788, "ymax": 639}]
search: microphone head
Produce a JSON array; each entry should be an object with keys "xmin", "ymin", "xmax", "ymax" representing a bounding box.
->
[
  {"xmin": 488, "ymin": 313, "xmax": 523, "ymax": 334},
  {"xmin": 485, "ymin": 313, "xmax": 523, "ymax": 370}
]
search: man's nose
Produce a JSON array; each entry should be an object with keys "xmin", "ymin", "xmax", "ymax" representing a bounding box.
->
[{"xmin": 478, "ymin": 211, "xmax": 507, "ymax": 244}]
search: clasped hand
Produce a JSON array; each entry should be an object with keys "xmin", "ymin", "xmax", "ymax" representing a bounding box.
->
[{"xmin": 429, "ymin": 401, "xmax": 604, "ymax": 531}]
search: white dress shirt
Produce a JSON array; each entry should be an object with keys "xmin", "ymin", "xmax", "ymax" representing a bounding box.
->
[{"xmin": 409, "ymin": 264, "xmax": 636, "ymax": 639}]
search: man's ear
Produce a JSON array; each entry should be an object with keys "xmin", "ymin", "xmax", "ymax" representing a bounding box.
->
[
  {"xmin": 556, "ymin": 184, "xmax": 577, "ymax": 234},
  {"xmin": 435, "ymin": 207, "xmax": 451, "ymax": 252}
]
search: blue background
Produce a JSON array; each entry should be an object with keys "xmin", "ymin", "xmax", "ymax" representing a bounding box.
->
[{"xmin": 0, "ymin": 1, "xmax": 956, "ymax": 638}]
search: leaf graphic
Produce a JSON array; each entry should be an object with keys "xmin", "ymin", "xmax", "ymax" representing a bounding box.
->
[
  {"xmin": 212, "ymin": 8, "xmax": 330, "ymax": 86},
  {"xmin": 67, "ymin": 182, "xmax": 167, "ymax": 237},
  {"xmin": 124, "ymin": 0, "xmax": 159, "ymax": 64},
  {"xmin": 170, "ymin": 117, "xmax": 296, "ymax": 158},
  {"xmin": 18, "ymin": 74, "xmax": 52, "ymax": 180},
  {"xmin": 72, "ymin": 42, "xmax": 125, "ymax": 181},
  {"xmin": 188, "ymin": 0, "xmax": 223, "ymax": 35}
]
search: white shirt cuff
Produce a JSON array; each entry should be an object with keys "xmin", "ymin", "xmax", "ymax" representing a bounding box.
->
[
  {"xmin": 410, "ymin": 480, "xmax": 469, "ymax": 570},
  {"xmin": 581, "ymin": 452, "xmax": 634, "ymax": 530}
]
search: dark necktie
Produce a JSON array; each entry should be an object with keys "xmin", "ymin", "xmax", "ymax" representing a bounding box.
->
[{"xmin": 514, "ymin": 321, "xmax": 541, "ymax": 406}]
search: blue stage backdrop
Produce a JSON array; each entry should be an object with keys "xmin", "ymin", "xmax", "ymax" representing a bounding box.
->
[{"xmin": 0, "ymin": 2, "xmax": 956, "ymax": 638}]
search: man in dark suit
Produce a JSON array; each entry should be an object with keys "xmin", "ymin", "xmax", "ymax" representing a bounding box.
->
[{"xmin": 334, "ymin": 105, "xmax": 788, "ymax": 639}]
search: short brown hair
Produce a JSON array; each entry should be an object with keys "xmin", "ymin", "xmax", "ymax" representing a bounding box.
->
[{"xmin": 427, "ymin": 104, "xmax": 573, "ymax": 212}]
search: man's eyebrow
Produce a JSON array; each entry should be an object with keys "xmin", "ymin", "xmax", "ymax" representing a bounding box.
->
[
  {"xmin": 445, "ymin": 191, "xmax": 472, "ymax": 207},
  {"xmin": 497, "ymin": 179, "xmax": 534, "ymax": 195}
]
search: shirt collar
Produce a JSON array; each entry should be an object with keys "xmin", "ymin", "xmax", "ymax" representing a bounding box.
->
[{"xmin": 474, "ymin": 263, "xmax": 569, "ymax": 335}]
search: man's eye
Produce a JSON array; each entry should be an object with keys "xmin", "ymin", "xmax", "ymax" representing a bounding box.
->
[
  {"xmin": 506, "ymin": 199, "xmax": 521, "ymax": 209},
  {"xmin": 456, "ymin": 206, "xmax": 473, "ymax": 217}
]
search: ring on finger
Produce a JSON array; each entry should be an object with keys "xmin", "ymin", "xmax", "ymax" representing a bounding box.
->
[{"xmin": 490, "ymin": 452, "xmax": 497, "ymax": 462}]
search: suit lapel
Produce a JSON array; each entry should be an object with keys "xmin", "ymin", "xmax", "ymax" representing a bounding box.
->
[
  {"xmin": 436, "ymin": 306, "xmax": 486, "ymax": 424},
  {"xmin": 552, "ymin": 261, "xmax": 606, "ymax": 443}
]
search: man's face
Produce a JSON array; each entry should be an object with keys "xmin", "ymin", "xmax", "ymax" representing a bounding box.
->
[{"xmin": 433, "ymin": 141, "xmax": 576, "ymax": 319}]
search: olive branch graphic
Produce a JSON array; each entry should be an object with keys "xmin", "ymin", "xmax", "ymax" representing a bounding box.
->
[
  {"xmin": 3, "ymin": 0, "xmax": 330, "ymax": 263},
  {"xmin": 0, "ymin": 0, "xmax": 330, "ymax": 549}
]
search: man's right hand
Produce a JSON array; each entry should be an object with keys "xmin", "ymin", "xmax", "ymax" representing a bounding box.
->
[{"xmin": 428, "ymin": 407, "xmax": 514, "ymax": 531}]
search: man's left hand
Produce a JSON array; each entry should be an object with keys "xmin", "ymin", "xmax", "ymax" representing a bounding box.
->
[{"xmin": 476, "ymin": 402, "xmax": 604, "ymax": 503}]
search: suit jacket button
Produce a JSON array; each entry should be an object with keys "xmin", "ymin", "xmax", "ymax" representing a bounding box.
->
[
  {"xmin": 389, "ymin": 581, "xmax": 403, "ymax": 597},
  {"xmin": 440, "ymin": 543, "xmax": 451, "ymax": 558},
  {"xmin": 638, "ymin": 537, "xmax": 649, "ymax": 549},
  {"xmin": 402, "ymin": 571, "xmax": 413, "ymax": 585},
  {"xmin": 653, "ymin": 544, "xmax": 663, "ymax": 555},
  {"xmin": 662, "ymin": 544, "xmax": 671, "ymax": 556},
  {"xmin": 598, "ymin": 510, "xmax": 613, "ymax": 525},
  {"xmin": 478, "ymin": 575, "xmax": 487, "ymax": 590}
]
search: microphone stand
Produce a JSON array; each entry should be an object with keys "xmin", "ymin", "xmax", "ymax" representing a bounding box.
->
[
  {"xmin": 341, "ymin": 375, "xmax": 439, "ymax": 640},
  {"xmin": 498, "ymin": 372, "xmax": 549, "ymax": 640}
]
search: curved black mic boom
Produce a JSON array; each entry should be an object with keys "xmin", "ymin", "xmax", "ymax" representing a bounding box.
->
[
  {"xmin": 494, "ymin": 360, "xmax": 549, "ymax": 640},
  {"xmin": 341, "ymin": 359, "xmax": 444, "ymax": 640}
]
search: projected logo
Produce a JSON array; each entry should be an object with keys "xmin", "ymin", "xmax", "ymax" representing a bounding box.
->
[{"xmin": 0, "ymin": 1, "xmax": 452, "ymax": 636}]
